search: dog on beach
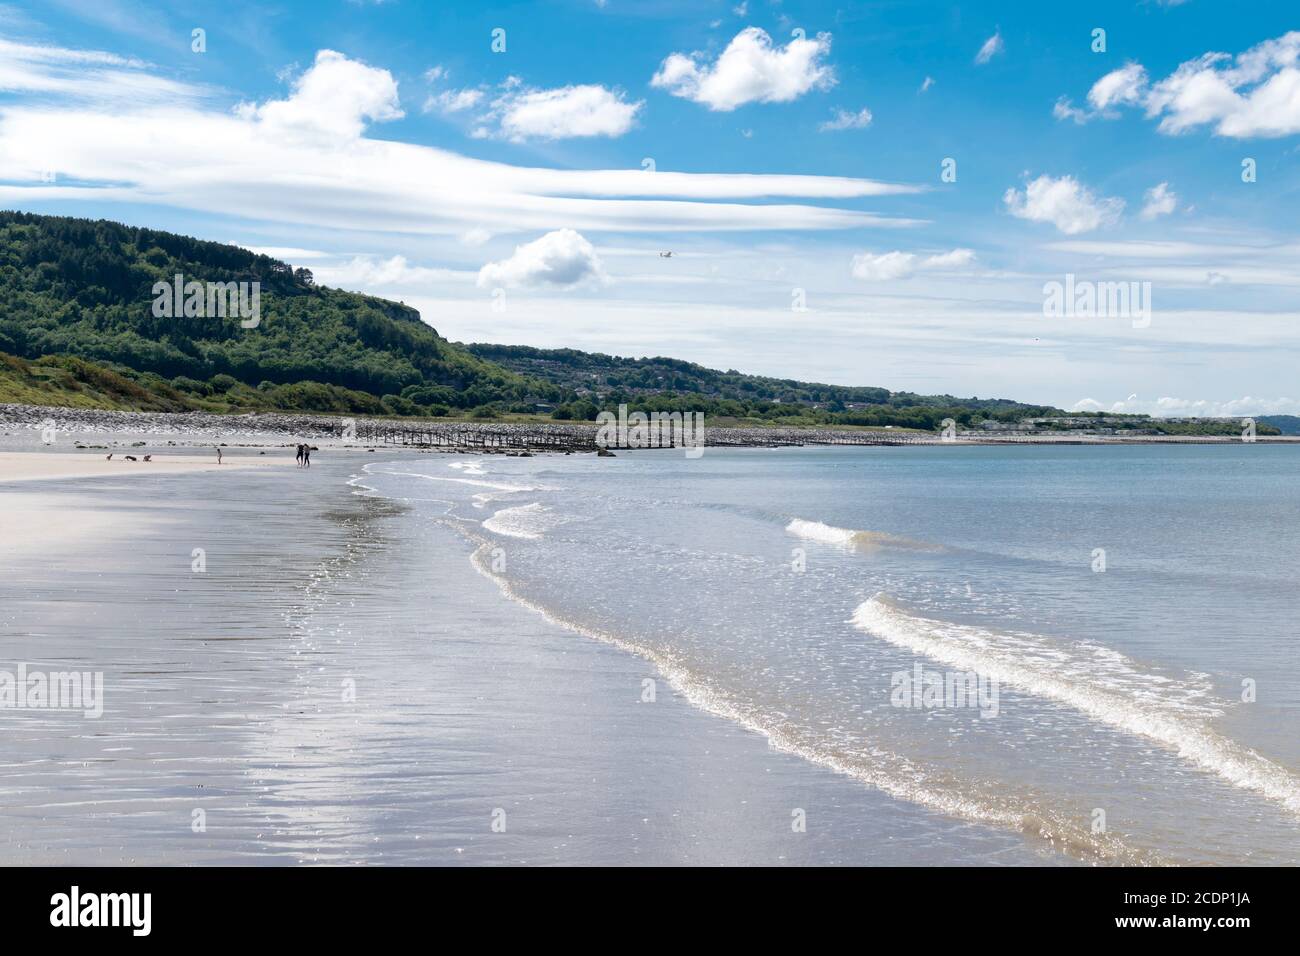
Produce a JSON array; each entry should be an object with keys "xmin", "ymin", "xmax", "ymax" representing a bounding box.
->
[{"xmin": 124, "ymin": 455, "xmax": 137, "ymax": 461}]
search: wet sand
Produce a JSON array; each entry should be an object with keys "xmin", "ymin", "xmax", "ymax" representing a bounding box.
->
[{"xmin": 0, "ymin": 449, "xmax": 1060, "ymax": 865}]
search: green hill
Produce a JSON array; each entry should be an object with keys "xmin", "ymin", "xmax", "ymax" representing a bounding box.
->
[
  {"xmin": 1257, "ymin": 415, "xmax": 1300, "ymax": 436},
  {"xmin": 0, "ymin": 210, "xmax": 562, "ymax": 416},
  {"xmin": 0, "ymin": 209, "xmax": 1066, "ymax": 429},
  {"xmin": 463, "ymin": 343, "xmax": 1063, "ymax": 428}
]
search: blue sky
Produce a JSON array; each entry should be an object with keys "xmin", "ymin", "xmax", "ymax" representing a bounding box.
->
[{"xmin": 2, "ymin": 0, "xmax": 1299, "ymax": 414}]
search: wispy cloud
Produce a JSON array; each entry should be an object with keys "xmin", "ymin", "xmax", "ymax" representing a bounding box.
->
[
  {"xmin": 0, "ymin": 35, "xmax": 204, "ymax": 103},
  {"xmin": 974, "ymin": 30, "xmax": 1004, "ymax": 65},
  {"xmin": 850, "ymin": 248, "xmax": 974, "ymax": 281},
  {"xmin": 0, "ymin": 43, "xmax": 921, "ymax": 237},
  {"xmin": 819, "ymin": 107, "xmax": 871, "ymax": 131}
]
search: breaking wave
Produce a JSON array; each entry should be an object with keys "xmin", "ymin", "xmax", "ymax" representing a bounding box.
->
[{"xmin": 853, "ymin": 595, "xmax": 1300, "ymax": 815}]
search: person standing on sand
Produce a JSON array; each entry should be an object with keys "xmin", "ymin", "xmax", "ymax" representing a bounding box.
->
[
  {"xmin": 216, "ymin": 447, "xmax": 222, "ymax": 465},
  {"xmin": 302, "ymin": 445, "xmax": 311, "ymax": 468},
  {"xmin": 295, "ymin": 444, "xmax": 304, "ymax": 467}
]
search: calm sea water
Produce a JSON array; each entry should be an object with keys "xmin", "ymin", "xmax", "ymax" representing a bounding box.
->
[{"xmin": 356, "ymin": 443, "xmax": 1300, "ymax": 865}]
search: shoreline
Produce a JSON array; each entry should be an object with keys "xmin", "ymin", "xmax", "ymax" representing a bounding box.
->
[
  {"xmin": 0, "ymin": 453, "xmax": 1063, "ymax": 865},
  {"xmin": 3, "ymin": 402, "xmax": 1295, "ymax": 451}
]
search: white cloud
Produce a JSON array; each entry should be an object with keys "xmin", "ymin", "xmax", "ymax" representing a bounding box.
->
[
  {"xmin": 1052, "ymin": 97, "xmax": 1090, "ymax": 124},
  {"xmin": 1072, "ymin": 395, "xmax": 1300, "ymax": 417},
  {"xmin": 1003, "ymin": 174, "xmax": 1124, "ymax": 234},
  {"xmin": 0, "ymin": 36, "xmax": 202, "ymax": 104},
  {"xmin": 1139, "ymin": 182, "xmax": 1178, "ymax": 220},
  {"xmin": 459, "ymin": 227, "xmax": 493, "ymax": 247},
  {"xmin": 1088, "ymin": 62, "xmax": 1148, "ymax": 110},
  {"xmin": 236, "ymin": 245, "xmax": 333, "ymax": 261},
  {"xmin": 315, "ymin": 254, "xmax": 465, "ymax": 289},
  {"xmin": 850, "ymin": 248, "xmax": 975, "ymax": 281},
  {"xmin": 425, "ymin": 87, "xmax": 483, "ymax": 114},
  {"xmin": 819, "ymin": 107, "xmax": 872, "ymax": 131},
  {"xmin": 974, "ymin": 31, "xmax": 1004, "ymax": 65},
  {"xmin": 491, "ymin": 83, "xmax": 641, "ymax": 141},
  {"xmin": 1053, "ymin": 64, "xmax": 1150, "ymax": 124},
  {"xmin": 0, "ymin": 46, "xmax": 922, "ymax": 237},
  {"xmin": 651, "ymin": 26, "xmax": 835, "ymax": 111},
  {"xmin": 1062, "ymin": 33, "xmax": 1300, "ymax": 138},
  {"xmin": 477, "ymin": 229, "xmax": 608, "ymax": 289},
  {"xmin": 236, "ymin": 49, "xmax": 402, "ymax": 141}
]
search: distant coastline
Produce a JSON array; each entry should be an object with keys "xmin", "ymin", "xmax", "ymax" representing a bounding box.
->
[{"xmin": 3, "ymin": 402, "xmax": 1295, "ymax": 452}]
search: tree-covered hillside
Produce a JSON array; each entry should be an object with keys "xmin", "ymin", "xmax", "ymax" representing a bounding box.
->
[
  {"xmin": 464, "ymin": 343, "xmax": 1064, "ymax": 428},
  {"xmin": 0, "ymin": 211, "xmax": 563, "ymax": 414}
]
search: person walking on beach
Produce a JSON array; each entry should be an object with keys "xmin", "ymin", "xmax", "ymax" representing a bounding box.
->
[
  {"xmin": 216, "ymin": 446, "xmax": 222, "ymax": 465},
  {"xmin": 295, "ymin": 444, "xmax": 304, "ymax": 467},
  {"xmin": 302, "ymin": 445, "xmax": 311, "ymax": 468}
]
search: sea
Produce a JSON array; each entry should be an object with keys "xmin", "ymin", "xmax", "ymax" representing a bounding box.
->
[{"xmin": 354, "ymin": 442, "xmax": 1300, "ymax": 865}]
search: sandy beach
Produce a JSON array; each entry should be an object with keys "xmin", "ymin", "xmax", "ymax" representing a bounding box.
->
[{"xmin": 0, "ymin": 450, "xmax": 286, "ymax": 483}]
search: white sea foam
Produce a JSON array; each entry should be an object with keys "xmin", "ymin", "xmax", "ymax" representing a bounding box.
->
[
  {"xmin": 372, "ymin": 467, "xmax": 548, "ymax": 493},
  {"xmin": 853, "ymin": 595, "xmax": 1300, "ymax": 814},
  {"xmin": 787, "ymin": 518, "xmax": 941, "ymax": 551},
  {"xmin": 444, "ymin": 524, "xmax": 1153, "ymax": 864},
  {"xmin": 483, "ymin": 502, "xmax": 566, "ymax": 540}
]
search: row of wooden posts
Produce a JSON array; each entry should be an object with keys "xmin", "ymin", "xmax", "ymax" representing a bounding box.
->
[{"xmin": 354, "ymin": 420, "xmax": 942, "ymax": 452}]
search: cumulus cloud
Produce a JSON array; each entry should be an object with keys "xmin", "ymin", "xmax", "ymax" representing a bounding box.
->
[
  {"xmin": 651, "ymin": 27, "xmax": 835, "ymax": 111},
  {"xmin": 1003, "ymin": 174, "xmax": 1124, "ymax": 234},
  {"xmin": 974, "ymin": 31, "xmax": 1004, "ymax": 65},
  {"xmin": 819, "ymin": 107, "xmax": 872, "ymax": 131},
  {"xmin": 237, "ymin": 49, "xmax": 402, "ymax": 140},
  {"xmin": 477, "ymin": 229, "xmax": 608, "ymax": 289},
  {"xmin": 1053, "ymin": 64, "xmax": 1149, "ymax": 124},
  {"xmin": 850, "ymin": 247, "xmax": 975, "ymax": 281},
  {"xmin": 1088, "ymin": 62, "xmax": 1148, "ymax": 111},
  {"xmin": 1139, "ymin": 182, "xmax": 1178, "ymax": 220},
  {"xmin": 1058, "ymin": 33, "xmax": 1300, "ymax": 138}
]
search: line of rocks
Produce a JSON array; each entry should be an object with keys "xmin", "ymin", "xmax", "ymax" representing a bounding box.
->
[{"xmin": 0, "ymin": 403, "xmax": 366, "ymax": 439}]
